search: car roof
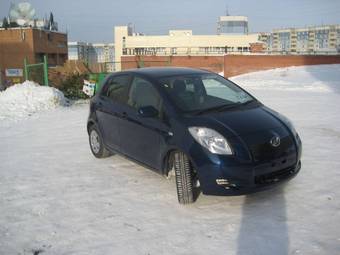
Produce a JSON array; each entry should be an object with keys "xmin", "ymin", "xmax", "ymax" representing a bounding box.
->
[{"xmin": 115, "ymin": 67, "xmax": 212, "ymax": 79}]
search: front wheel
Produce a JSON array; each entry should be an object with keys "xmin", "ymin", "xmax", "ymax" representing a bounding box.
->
[
  {"xmin": 174, "ymin": 151, "xmax": 196, "ymax": 204},
  {"xmin": 89, "ymin": 125, "xmax": 112, "ymax": 158}
]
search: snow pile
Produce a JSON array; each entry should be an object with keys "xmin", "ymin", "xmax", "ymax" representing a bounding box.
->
[
  {"xmin": 230, "ymin": 64, "xmax": 340, "ymax": 93},
  {"xmin": 0, "ymin": 81, "xmax": 66, "ymax": 121}
]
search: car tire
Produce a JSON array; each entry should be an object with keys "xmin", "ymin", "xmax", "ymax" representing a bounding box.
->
[
  {"xmin": 89, "ymin": 125, "xmax": 112, "ymax": 158},
  {"xmin": 174, "ymin": 151, "xmax": 195, "ymax": 204}
]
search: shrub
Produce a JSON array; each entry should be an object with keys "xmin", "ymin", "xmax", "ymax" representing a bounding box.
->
[{"xmin": 57, "ymin": 74, "xmax": 89, "ymax": 100}]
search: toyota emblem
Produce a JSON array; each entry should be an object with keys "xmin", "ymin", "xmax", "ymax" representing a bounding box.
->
[{"xmin": 270, "ymin": 136, "xmax": 281, "ymax": 147}]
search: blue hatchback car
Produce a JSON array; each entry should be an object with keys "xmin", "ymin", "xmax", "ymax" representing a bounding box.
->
[{"xmin": 87, "ymin": 67, "xmax": 302, "ymax": 204}]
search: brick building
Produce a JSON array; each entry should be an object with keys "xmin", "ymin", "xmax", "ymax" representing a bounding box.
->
[{"xmin": 0, "ymin": 27, "xmax": 67, "ymax": 85}]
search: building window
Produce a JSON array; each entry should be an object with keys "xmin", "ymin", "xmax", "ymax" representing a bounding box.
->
[
  {"xmin": 122, "ymin": 37, "xmax": 126, "ymax": 48},
  {"xmin": 278, "ymin": 32, "xmax": 290, "ymax": 51}
]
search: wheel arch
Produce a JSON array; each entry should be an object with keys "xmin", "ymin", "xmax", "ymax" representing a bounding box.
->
[
  {"xmin": 87, "ymin": 120, "xmax": 96, "ymax": 134},
  {"xmin": 162, "ymin": 149, "xmax": 177, "ymax": 176},
  {"xmin": 162, "ymin": 147, "xmax": 197, "ymax": 176}
]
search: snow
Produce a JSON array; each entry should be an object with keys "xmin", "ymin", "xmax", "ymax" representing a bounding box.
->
[
  {"xmin": 230, "ymin": 64, "xmax": 340, "ymax": 93},
  {"xmin": 0, "ymin": 81, "xmax": 66, "ymax": 122},
  {"xmin": 1, "ymin": 65, "xmax": 340, "ymax": 254}
]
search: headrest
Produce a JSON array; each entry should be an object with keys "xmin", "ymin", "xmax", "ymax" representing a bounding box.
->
[{"xmin": 173, "ymin": 80, "xmax": 186, "ymax": 93}]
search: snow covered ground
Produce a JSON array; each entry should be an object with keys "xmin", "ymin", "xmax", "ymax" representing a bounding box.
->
[{"xmin": 0, "ymin": 65, "xmax": 340, "ymax": 255}]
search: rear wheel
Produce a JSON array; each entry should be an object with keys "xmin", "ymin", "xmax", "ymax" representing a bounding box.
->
[
  {"xmin": 89, "ymin": 125, "xmax": 112, "ymax": 158},
  {"xmin": 174, "ymin": 151, "xmax": 196, "ymax": 204}
]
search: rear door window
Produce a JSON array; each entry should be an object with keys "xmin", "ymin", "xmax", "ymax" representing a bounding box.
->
[{"xmin": 102, "ymin": 75, "xmax": 131, "ymax": 104}]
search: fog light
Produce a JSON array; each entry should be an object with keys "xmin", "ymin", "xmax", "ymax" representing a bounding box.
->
[{"xmin": 216, "ymin": 179, "xmax": 229, "ymax": 185}]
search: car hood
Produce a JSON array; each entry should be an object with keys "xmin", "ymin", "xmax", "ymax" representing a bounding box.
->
[{"xmin": 206, "ymin": 105, "xmax": 285, "ymax": 137}]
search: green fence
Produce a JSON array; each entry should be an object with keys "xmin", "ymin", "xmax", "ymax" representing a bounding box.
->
[
  {"xmin": 24, "ymin": 55, "xmax": 49, "ymax": 86},
  {"xmin": 89, "ymin": 72, "xmax": 109, "ymax": 93}
]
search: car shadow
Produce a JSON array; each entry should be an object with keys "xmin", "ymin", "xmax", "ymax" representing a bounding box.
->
[{"xmin": 236, "ymin": 187, "xmax": 289, "ymax": 255}]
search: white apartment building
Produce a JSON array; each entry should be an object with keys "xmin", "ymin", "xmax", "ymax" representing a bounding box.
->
[
  {"xmin": 92, "ymin": 43, "xmax": 115, "ymax": 72},
  {"xmin": 260, "ymin": 24, "xmax": 340, "ymax": 54},
  {"xmin": 217, "ymin": 16, "xmax": 249, "ymax": 35},
  {"xmin": 68, "ymin": 42, "xmax": 115, "ymax": 72},
  {"xmin": 114, "ymin": 25, "xmax": 260, "ymax": 71},
  {"xmin": 68, "ymin": 42, "xmax": 91, "ymax": 62}
]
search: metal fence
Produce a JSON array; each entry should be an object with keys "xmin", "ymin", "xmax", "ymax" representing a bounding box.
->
[{"xmin": 24, "ymin": 55, "xmax": 49, "ymax": 86}]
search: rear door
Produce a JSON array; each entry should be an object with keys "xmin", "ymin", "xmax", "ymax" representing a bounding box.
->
[
  {"xmin": 96, "ymin": 74, "xmax": 131, "ymax": 152},
  {"xmin": 119, "ymin": 76, "xmax": 168, "ymax": 170}
]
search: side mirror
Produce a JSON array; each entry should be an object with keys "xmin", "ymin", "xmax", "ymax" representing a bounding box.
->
[{"xmin": 138, "ymin": 106, "xmax": 159, "ymax": 118}]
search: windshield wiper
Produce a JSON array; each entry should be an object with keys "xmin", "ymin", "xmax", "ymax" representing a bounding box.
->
[
  {"xmin": 190, "ymin": 100, "xmax": 257, "ymax": 115},
  {"xmin": 241, "ymin": 99, "xmax": 256, "ymax": 106},
  {"xmin": 192, "ymin": 103, "xmax": 242, "ymax": 115}
]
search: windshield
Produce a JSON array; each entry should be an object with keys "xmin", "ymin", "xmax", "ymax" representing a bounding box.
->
[{"xmin": 158, "ymin": 74, "xmax": 255, "ymax": 113}]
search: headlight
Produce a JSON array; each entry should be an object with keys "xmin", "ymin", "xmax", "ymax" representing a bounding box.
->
[{"xmin": 188, "ymin": 127, "xmax": 233, "ymax": 155}]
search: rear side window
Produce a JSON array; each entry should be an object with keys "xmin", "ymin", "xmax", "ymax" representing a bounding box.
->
[{"xmin": 103, "ymin": 75, "xmax": 130, "ymax": 104}]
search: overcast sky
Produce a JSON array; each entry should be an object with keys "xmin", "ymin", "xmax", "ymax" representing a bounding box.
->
[{"xmin": 1, "ymin": 0, "xmax": 340, "ymax": 43}]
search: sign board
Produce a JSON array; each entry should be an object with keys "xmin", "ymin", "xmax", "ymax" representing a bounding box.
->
[
  {"xmin": 83, "ymin": 80, "xmax": 96, "ymax": 97},
  {"xmin": 11, "ymin": 77, "xmax": 22, "ymax": 84},
  {"xmin": 5, "ymin": 68, "xmax": 23, "ymax": 77}
]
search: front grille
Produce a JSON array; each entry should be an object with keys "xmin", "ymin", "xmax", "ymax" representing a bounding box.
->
[
  {"xmin": 254, "ymin": 165, "xmax": 297, "ymax": 185},
  {"xmin": 250, "ymin": 135, "xmax": 295, "ymax": 162}
]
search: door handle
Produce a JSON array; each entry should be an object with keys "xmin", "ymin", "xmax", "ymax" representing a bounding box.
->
[
  {"xmin": 121, "ymin": 112, "xmax": 128, "ymax": 119},
  {"xmin": 161, "ymin": 130, "xmax": 173, "ymax": 137},
  {"xmin": 97, "ymin": 102, "xmax": 103, "ymax": 110}
]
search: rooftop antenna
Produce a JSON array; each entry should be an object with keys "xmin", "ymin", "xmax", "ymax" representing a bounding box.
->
[{"xmin": 226, "ymin": 4, "xmax": 229, "ymax": 16}]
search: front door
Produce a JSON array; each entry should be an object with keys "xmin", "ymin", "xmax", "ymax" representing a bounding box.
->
[{"xmin": 119, "ymin": 76, "xmax": 166, "ymax": 170}]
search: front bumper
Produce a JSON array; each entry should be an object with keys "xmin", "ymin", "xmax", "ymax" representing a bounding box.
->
[{"xmin": 191, "ymin": 146, "xmax": 302, "ymax": 196}]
